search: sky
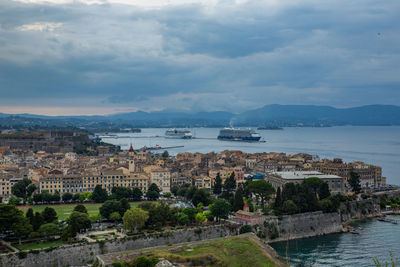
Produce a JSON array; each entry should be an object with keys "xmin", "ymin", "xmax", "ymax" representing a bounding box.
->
[{"xmin": 0, "ymin": 0, "xmax": 399, "ymax": 115}]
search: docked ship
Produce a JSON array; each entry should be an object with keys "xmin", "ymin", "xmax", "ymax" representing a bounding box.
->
[
  {"xmin": 217, "ymin": 127, "xmax": 261, "ymax": 142},
  {"xmin": 165, "ymin": 128, "xmax": 193, "ymax": 139}
]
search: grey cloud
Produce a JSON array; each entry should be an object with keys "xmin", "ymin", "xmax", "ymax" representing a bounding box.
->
[{"xmin": 0, "ymin": 0, "xmax": 399, "ymax": 113}]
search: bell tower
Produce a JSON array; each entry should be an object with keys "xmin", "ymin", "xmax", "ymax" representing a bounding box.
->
[{"xmin": 128, "ymin": 144, "xmax": 135, "ymax": 173}]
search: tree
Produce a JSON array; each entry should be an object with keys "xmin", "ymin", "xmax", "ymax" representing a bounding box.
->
[
  {"xmin": 146, "ymin": 183, "xmax": 160, "ymax": 200},
  {"xmin": 183, "ymin": 207, "xmax": 198, "ymax": 222},
  {"xmin": 162, "ymin": 150, "xmax": 169, "ymax": 158},
  {"xmin": 72, "ymin": 193, "xmax": 80, "ymax": 202},
  {"xmin": 68, "ymin": 211, "xmax": 91, "ymax": 233},
  {"xmin": 8, "ymin": 196, "xmax": 21, "ymax": 205},
  {"xmin": 13, "ymin": 216, "xmax": 32, "ymax": 243},
  {"xmin": 213, "ymin": 173, "xmax": 222, "ymax": 195},
  {"xmin": 185, "ymin": 186, "xmax": 197, "ymax": 201},
  {"xmin": 195, "ymin": 212, "xmax": 206, "ymax": 224},
  {"xmin": 42, "ymin": 207, "xmax": 58, "ymax": 223},
  {"xmin": 41, "ymin": 191, "xmax": 53, "ymax": 203},
  {"xmin": 192, "ymin": 188, "xmax": 210, "ymax": 207},
  {"xmin": 100, "ymin": 200, "xmax": 122, "ymax": 219},
  {"xmin": 52, "ymin": 192, "xmax": 61, "ymax": 202},
  {"xmin": 74, "ymin": 204, "xmax": 88, "ymax": 214},
  {"xmin": 210, "ymin": 199, "xmax": 231, "ymax": 221},
  {"xmin": 148, "ymin": 183, "xmax": 160, "ymax": 193},
  {"xmin": 26, "ymin": 184, "xmax": 37, "ymax": 198},
  {"xmin": 233, "ymin": 188, "xmax": 245, "ymax": 212},
  {"xmin": 274, "ymin": 187, "xmax": 282, "ymax": 208},
  {"xmin": 110, "ymin": 212, "xmax": 121, "ymax": 223},
  {"xmin": 246, "ymin": 180, "xmax": 275, "ymax": 208},
  {"xmin": 132, "ymin": 187, "xmax": 143, "ymax": 201},
  {"xmin": 111, "ymin": 187, "xmax": 132, "ymax": 200},
  {"xmin": 62, "ymin": 192, "xmax": 73, "ymax": 202},
  {"xmin": 319, "ymin": 182, "xmax": 331, "ymax": 199},
  {"xmin": 303, "ymin": 177, "xmax": 324, "ymax": 199},
  {"xmin": 0, "ymin": 205, "xmax": 32, "ymax": 242},
  {"xmin": 92, "ymin": 185, "xmax": 108, "ymax": 203},
  {"xmin": 224, "ymin": 172, "xmax": 236, "ymax": 194},
  {"xmin": 171, "ymin": 185, "xmax": 179, "ymax": 196},
  {"xmin": 11, "ymin": 178, "xmax": 34, "ymax": 203},
  {"xmin": 177, "ymin": 213, "xmax": 189, "ymax": 225},
  {"xmin": 39, "ymin": 223, "xmax": 59, "ymax": 238},
  {"xmin": 282, "ymin": 200, "xmax": 298, "ymax": 214},
  {"xmin": 123, "ymin": 208, "xmax": 149, "ymax": 233},
  {"xmin": 349, "ymin": 171, "xmax": 361, "ymax": 194},
  {"xmin": 120, "ymin": 198, "xmax": 131, "ymax": 215},
  {"xmin": 26, "ymin": 208, "xmax": 34, "ymax": 223},
  {"xmin": 33, "ymin": 193, "xmax": 42, "ymax": 203},
  {"xmin": 146, "ymin": 190, "xmax": 159, "ymax": 201},
  {"xmin": 31, "ymin": 212, "xmax": 44, "ymax": 231}
]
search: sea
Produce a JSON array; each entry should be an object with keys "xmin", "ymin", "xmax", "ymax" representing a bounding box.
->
[
  {"xmin": 101, "ymin": 126, "xmax": 400, "ymax": 185},
  {"xmin": 102, "ymin": 126, "xmax": 400, "ymax": 266}
]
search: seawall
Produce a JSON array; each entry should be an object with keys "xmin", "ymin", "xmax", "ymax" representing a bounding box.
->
[{"xmin": 0, "ymin": 224, "xmax": 239, "ymax": 267}]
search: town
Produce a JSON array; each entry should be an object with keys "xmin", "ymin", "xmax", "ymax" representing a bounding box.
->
[{"xmin": 0, "ymin": 130, "xmax": 398, "ymax": 266}]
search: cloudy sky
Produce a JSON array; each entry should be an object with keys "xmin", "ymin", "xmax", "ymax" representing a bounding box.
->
[{"xmin": 0, "ymin": 0, "xmax": 399, "ymax": 115}]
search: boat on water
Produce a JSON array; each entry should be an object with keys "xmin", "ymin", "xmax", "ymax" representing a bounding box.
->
[
  {"xmin": 165, "ymin": 128, "xmax": 193, "ymax": 139},
  {"xmin": 217, "ymin": 127, "xmax": 261, "ymax": 142}
]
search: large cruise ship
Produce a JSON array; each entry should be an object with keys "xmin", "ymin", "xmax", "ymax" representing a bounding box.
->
[
  {"xmin": 165, "ymin": 128, "xmax": 193, "ymax": 139},
  {"xmin": 217, "ymin": 127, "xmax": 261, "ymax": 142}
]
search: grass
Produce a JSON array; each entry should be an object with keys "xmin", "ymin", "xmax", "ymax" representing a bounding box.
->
[
  {"xmin": 18, "ymin": 201, "xmax": 141, "ymax": 220},
  {"xmin": 173, "ymin": 236, "xmax": 277, "ymax": 267},
  {"xmin": 15, "ymin": 240, "xmax": 68, "ymax": 251},
  {"xmin": 113, "ymin": 236, "xmax": 279, "ymax": 267}
]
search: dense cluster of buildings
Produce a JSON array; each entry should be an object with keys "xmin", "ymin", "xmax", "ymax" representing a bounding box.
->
[{"xmin": 0, "ymin": 142, "xmax": 386, "ymax": 200}]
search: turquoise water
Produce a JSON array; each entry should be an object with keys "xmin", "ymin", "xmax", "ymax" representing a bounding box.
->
[
  {"xmin": 270, "ymin": 216, "xmax": 400, "ymax": 266},
  {"xmin": 102, "ymin": 126, "xmax": 400, "ymax": 185}
]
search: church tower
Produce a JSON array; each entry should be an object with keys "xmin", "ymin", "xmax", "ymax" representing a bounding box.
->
[{"xmin": 128, "ymin": 144, "xmax": 135, "ymax": 173}]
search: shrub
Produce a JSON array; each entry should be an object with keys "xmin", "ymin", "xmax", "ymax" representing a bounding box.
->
[
  {"xmin": 239, "ymin": 225, "xmax": 252, "ymax": 234},
  {"xmin": 17, "ymin": 251, "xmax": 27, "ymax": 259}
]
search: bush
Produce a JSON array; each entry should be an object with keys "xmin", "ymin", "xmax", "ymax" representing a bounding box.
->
[
  {"xmin": 17, "ymin": 251, "xmax": 27, "ymax": 259},
  {"xmin": 239, "ymin": 225, "xmax": 253, "ymax": 234}
]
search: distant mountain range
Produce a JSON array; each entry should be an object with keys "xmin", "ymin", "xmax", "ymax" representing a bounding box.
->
[{"xmin": 1, "ymin": 104, "xmax": 400, "ymax": 129}]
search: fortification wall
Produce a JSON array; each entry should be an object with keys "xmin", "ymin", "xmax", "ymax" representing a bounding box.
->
[{"xmin": 0, "ymin": 224, "xmax": 239, "ymax": 267}]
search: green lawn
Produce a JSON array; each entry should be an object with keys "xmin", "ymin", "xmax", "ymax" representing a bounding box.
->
[
  {"xmin": 114, "ymin": 236, "xmax": 280, "ymax": 267},
  {"xmin": 19, "ymin": 201, "xmax": 141, "ymax": 220},
  {"xmin": 173, "ymin": 236, "xmax": 277, "ymax": 267},
  {"xmin": 15, "ymin": 240, "xmax": 68, "ymax": 251}
]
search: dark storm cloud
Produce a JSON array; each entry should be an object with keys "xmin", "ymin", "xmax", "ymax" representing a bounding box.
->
[{"xmin": 0, "ymin": 0, "xmax": 399, "ymax": 113}]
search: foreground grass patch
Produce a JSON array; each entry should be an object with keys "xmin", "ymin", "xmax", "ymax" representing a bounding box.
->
[{"xmin": 113, "ymin": 236, "xmax": 279, "ymax": 267}]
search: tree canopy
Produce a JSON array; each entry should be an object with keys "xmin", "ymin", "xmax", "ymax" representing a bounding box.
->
[
  {"xmin": 92, "ymin": 185, "xmax": 108, "ymax": 203},
  {"xmin": 123, "ymin": 208, "xmax": 149, "ymax": 233},
  {"xmin": 246, "ymin": 180, "xmax": 275, "ymax": 208}
]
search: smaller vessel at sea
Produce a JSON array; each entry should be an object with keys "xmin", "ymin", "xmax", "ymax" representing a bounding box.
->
[
  {"xmin": 217, "ymin": 127, "xmax": 261, "ymax": 142},
  {"xmin": 165, "ymin": 128, "xmax": 193, "ymax": 139}
]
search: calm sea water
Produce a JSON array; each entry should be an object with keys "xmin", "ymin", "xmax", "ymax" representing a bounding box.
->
[
  {"xmin": 270, "ymin": 216, "xmax": 400, "ymax": 267},
  {"xmin": 102, "ymin": 126, "xmax": 400, "ymax": 185}
]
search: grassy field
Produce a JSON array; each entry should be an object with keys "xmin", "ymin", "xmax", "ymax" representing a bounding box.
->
[
  {"xmin": 112, "ymin": 236, "xmax": 282, "ymax": 267},
  {"xmin": 15, "ymin": 240, "xmax": 68, "ymax": 251},
  {"xmin": 172, "ymin": 236, "xmax": 278, "ymax": 267},
  {"xmin": 18, "ymin": 201, "xmax": 141, "ymax": 220}
]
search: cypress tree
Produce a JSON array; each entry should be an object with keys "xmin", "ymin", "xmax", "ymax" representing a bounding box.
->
[
  {"xmin": 274, "ymin": 187, "xmax": 282, "ymax": 208},
  {"xmin": 213, "ymin": 173, "xmax": 222, "ymax": 195},
  {"xmin": 233, "ymin": 188, "xmax": 245, "ymax": 212}
]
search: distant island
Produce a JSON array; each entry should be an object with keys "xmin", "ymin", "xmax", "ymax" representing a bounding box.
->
[
  {"xmin": 257, "ymin": 126, "xmax": 284, "ymax": 130},
  {"xmin": 1, "ymin": 104, "xmax": 400, "ymax": 129}
]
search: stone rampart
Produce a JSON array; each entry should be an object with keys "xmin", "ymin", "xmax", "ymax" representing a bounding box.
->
[{"xmin": 0, "ymin": 224, "xmax": 239, "ymax": 267}]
